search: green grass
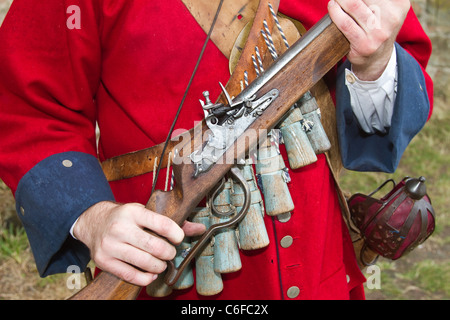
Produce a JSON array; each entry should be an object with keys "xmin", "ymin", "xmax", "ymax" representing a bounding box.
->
[
  {"xmin": 401, "ymin": 259, "xmax": 450, "ymax": 296},
  {"xmin": 0, "ymin": 223, "xmax": 28, "ymax": 264}
]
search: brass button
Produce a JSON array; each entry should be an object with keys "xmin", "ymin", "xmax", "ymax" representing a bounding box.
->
[
  {"xmin": 62, "ymin": 160, "xmax": 73, "ymax": 168},
  {"xmin": 287, "ymin": 286, "xmax": 300, "ymax": 299},
  {"xmin": 280, "ymin": 235, "xmax": 293, "ymax": 248},
  {"xmin": 277, "ymin": 212, "xmax": 291, "ymax": 223},
  {"xmin": 20, "ymin": 206, "xmax": 25, "ymax": 216},
  {"xmin": 346, "ymin": 73, "xmax": 356, "ymax": 84}
]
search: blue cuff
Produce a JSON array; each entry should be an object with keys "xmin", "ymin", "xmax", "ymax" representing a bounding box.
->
[
  {"xmin": 15, "ymin": 151, "xmax": 115, "ymax": 277},
  {"xmin": 336, "ymin": 43, "xmax": 430, "ymax": 173}
]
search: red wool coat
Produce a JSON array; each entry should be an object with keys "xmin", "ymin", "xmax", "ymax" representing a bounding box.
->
[{"xmin": 0, "ymin": 0, "xmax": 432, "ymax": 300}]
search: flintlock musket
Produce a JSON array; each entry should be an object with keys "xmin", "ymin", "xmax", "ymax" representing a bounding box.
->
[{"xmin": 69, "ymin": 13, "xmax": 350, "ymax": 300}]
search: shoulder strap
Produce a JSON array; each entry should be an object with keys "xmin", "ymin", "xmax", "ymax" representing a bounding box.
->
[
  {"xmin": 181, "ymin": 0, "xmax": 260, "ymax": 59},
  {"xmin": 185, "ymin": 0, "xmax": 281, "ymax": 102}
]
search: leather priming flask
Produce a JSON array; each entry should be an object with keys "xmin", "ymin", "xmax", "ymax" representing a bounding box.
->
[{"xmin": 348, "ymin": 176, "xmax": 435, "ymax": 262}]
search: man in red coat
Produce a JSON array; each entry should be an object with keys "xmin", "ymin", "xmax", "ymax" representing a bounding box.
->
[{"xmin": 0, "ymin": 0, "xmax": 432, "ymax": 299}]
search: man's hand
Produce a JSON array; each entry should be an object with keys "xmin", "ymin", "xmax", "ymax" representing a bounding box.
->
[
  {"xmin": 328, "ymin": 0, "xmax": 410, "ymax": 80},
  {"xmin": 73, "ymin": 201, "xmax": 206, "ymax": 286}
]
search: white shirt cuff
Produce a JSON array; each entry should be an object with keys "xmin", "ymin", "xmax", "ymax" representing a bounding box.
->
[
  {"xmin": 70, "ymin": 217, "xmax": 80, "ymax": 240},
  {"xmin": 345, "ymin": 45, "xmax": 398, "ymax": 134}
]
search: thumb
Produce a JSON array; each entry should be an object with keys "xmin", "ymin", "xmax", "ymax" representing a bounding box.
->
[{"xmin": 181, "ymin": 220, "xmax": 206, "ymax": 237}]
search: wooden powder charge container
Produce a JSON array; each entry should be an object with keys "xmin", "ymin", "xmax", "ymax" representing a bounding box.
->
[
  {"xmin": 171, "ymin": 238, "xmax": 194, "ymax": 290},
  {"xmin": 278, "ymin": 106, "xmax": 317, "ymax": 169},
  {"xmin": 231, "ymin": 161, "xmax": 270, "ymax": 250},
  {"xmin": 255, "ymin": 137, "xmax": 294, "ymax": 216},
  {"xmin": 191, "ymin": 207, "xmax": 224, "ymax": 296},
  {"xmin": 210, "ymin": 179, "xmax": 242, "ymax": 274},
  {"xmin": 296, "ymin": 91, "xmax": 331, "ymax": 154}
]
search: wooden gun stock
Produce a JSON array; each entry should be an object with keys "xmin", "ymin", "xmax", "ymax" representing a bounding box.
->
[
  {"xmin": 69, "ymin": 14, "xmax": 350, "ymax": 300},
  {"xmin": 68, "ymin": 271, "xmax": 141, "ymax": 300}
]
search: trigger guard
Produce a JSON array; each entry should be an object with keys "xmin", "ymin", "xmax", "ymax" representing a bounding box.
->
[{"xmin": 164, "ymin": 166, "xmax": 251, "ymax": 286}]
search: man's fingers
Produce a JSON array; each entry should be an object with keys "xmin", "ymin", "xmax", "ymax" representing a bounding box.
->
[
  {"xmin": 114, "ymin": 242, "xmax": 168, "ymax": 274},
  {"xmin": 99, "ymin": 258, "xmax": 158, "ymax": 287},
  {"xmin": 181, "ymin": 220, "xmax": 206, "ymax": 237},
  {"xmin": 130, "ymin": 203, "xmax": 185, "ymax": 245},
  {"xmin": 78, "ymin": 202, "xmax": 188, "ymax": 286},
  {"xmin": 328, "ymin": 0, "xmax": 365, "ymax": 45},
  {"xmin": 333, "ymin": 0, "xmax": 376, "ymax": 32},
  {"xmin": 126, "ymin": 227, "xmax": 178, "ymax": 261}
]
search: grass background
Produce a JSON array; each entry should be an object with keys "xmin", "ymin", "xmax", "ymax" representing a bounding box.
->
[{"xmin": 0, "ymin": 0, "xmax": 448, "ymax": 300}]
